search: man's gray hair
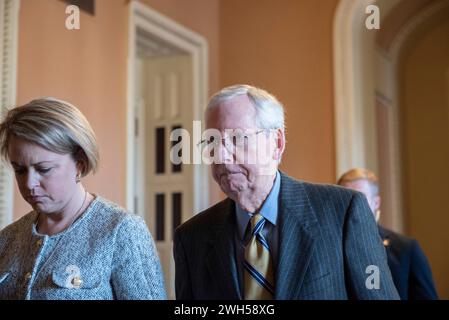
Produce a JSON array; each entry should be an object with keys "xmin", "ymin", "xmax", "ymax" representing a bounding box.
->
[{"xmin": 206, "ymin": 84, "xmax": 285, "ymax": 132}]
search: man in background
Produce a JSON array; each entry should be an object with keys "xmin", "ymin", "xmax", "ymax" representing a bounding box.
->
[{"xmin": 338, "ymin": 168, "xmax": 438, "ymax": 300}]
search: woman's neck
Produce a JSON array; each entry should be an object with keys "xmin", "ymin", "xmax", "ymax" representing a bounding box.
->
[{"xmin": 36, "ymin": 187, "xmax": 91, "ymax": 236}]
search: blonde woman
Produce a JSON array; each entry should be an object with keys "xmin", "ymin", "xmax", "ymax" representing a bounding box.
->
[{"xmin": 0, "ymin": 98, "xmax": 166, "ymax": 300}]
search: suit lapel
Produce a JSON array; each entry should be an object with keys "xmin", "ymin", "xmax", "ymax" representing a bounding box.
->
[
  {"xmin": 205, "ymin": 198, "xmax": 242, "ymax": 299},
  {"xmin": 275, "ymin": 173, "xmax": 319, "ymax": 300}
]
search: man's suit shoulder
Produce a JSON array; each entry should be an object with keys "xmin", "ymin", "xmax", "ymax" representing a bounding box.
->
[
  {"xmin": 297, "ymin": 179, "xmax": 357, "ymax": 202},
  {"xmin": 282, "ymin": 172, "xmax": 356, "ymax": 196},
  {"xmin": 284, "ymin": 174, "xmax": 364, "ymax": 216}
]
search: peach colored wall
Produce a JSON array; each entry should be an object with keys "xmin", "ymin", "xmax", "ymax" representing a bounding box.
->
[
  {"xmin": 13, "ymin": 0, "xmax": 221, "ymax": 218},
  {"xmin": 219, "ymin": 0, "xmax": 339, "ymax": 183},
  {"xmin": 400, "ymin": 18, "xmax": 449, "ymax": 299}
]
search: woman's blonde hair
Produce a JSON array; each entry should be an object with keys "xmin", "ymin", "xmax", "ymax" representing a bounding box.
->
[{"xmin": 0, "ymin": 97, "xmax": 99, "ymax": 176}]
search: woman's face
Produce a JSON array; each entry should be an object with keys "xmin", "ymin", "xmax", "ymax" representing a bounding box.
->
[{"xmin": 8, "ymin": 136, "xmax": 80, "ymax": 215}]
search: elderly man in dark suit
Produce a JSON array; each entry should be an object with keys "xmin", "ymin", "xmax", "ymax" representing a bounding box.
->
[
  {"xmin": 338, "ymin": 168, "xmax": 438, "ymax": 300},
  {"xmin": 174, "ymin": 84, "xmax": 399, "ymax": 300}
]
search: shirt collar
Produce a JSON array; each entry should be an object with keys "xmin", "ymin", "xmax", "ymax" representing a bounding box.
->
[{"xmin": 235, "ymin": 171, "xmax": 281, "ymax": 240}]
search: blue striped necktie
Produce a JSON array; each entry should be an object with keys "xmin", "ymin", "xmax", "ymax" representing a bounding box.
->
[{"xmin": 244, "ymin": 213, "xmax": 275, "ymax": 299}]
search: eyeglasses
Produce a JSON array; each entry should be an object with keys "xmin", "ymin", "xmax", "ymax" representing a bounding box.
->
[{"xmin": 197, "ymin": 129, "xmax": 266, "ymax": 149}]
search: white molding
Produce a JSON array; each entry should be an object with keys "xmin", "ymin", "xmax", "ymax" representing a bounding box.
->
[
  {"xmin": 126, "ymin": 0, "xmax": 209, "ymax": 214},
  {"xmin": 333, "ymin": 0, "xmax": 356, "ymax": 177},
  {"xmin": 0, "ymin": 0, "xmax": 20, "ymax": 229},
  {"xmin": 333, "ymin": 0, "xmax": 377, "ymax": 178}
]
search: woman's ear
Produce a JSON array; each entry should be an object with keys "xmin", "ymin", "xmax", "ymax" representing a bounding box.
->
[{"xmin": 74, "ymin": 148, "xmax": 87, "ymax": 177}]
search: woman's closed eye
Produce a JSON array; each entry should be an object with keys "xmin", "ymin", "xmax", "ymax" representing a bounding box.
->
[{"xmin": 36, "ymin": 167, "xmax": 52, "ymax": 174}]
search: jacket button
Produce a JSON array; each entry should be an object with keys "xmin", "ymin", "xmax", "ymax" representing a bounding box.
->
[
  {"xmin": 71, "ymin": 277, "xmax": 83, "ymax": 289},
  {"xmin": 25, "ymin": 272, "xmax": 32, "ymax": 280}
]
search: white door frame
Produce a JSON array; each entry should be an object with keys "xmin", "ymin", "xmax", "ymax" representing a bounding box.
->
[
  {"xmin": 126, "ymin": 1, "xmax": 209, "ymax": 214},
  {"xmin": 0, "ymin": 0, "xmax": 20, "ymax": 229}
]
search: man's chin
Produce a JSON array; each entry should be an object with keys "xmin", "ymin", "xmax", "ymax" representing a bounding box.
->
[
  {"xmin": 220, "ymin": 181, "xmax": 245, "ymax": 197},
  {"xmin": 219, "ymin": 187, "xmax": 239, "ymax": 202}
]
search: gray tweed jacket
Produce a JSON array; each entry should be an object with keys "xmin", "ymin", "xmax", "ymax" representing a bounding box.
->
[{"xmin": 0, "ymin": 196, "xmax": 167, "ymax": 300}]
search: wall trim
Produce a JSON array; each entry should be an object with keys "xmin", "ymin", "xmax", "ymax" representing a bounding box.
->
[
  {"xmin": 0, "ymin": 0, "xmax": 20, "ymax": 229},
  {"xmin": 333, "ymin": 0, "xmax": 377, "ymax": 178}
]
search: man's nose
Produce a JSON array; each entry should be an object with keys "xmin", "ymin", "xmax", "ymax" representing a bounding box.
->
[{"xmin": 216, "ymin": 140, "xmax": 235, "ymax": 164}]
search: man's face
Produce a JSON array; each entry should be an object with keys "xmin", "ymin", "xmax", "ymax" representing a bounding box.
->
[
  {"xmin": 205, "ymin": 95, "xmax": 283, "ymax": 201},
  {"xmin": 341, "ymin": 179, "xmax": 380, "ymax": 218}
]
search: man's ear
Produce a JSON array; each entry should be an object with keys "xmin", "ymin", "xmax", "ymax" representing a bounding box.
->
[
  {"xmin": 372, "ymin": 195, "xmax": 381, "ymax": 222},
  {"xmin": 273, "ymin": 128, "xmax": 285, "ymax": 161},
  {"xmin": 373, "ymin": 195, "xmax": 381, "ymax": 211}
]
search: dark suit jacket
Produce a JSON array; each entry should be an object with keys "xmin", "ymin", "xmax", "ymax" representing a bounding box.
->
[
  {"xmin": 378, "ymin": 226, "xmax": 438, "ymax": 300},
  {"xmin": 174, "ymin": 173, "xmax": 399, "ymax": 299}
]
